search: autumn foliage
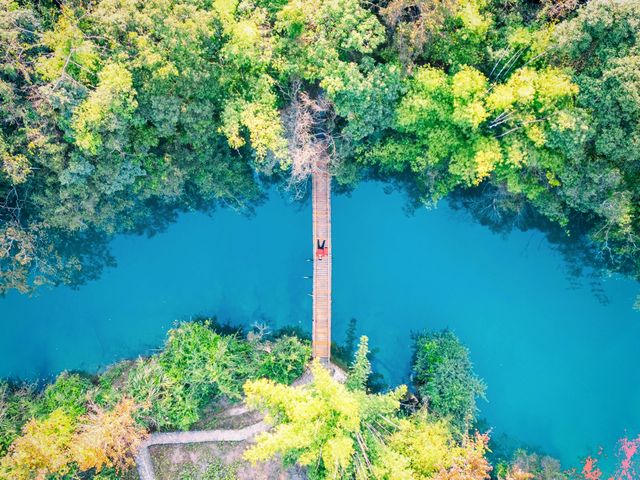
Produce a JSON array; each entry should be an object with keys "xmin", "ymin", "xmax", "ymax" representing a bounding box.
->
[
  {"xmin": 72, "ymin": 398, "xmax": 147, "ymax": 473},
  {"xmin": 0, "ymin": 409, "xmax": 75, "ymax": 480},
  {"xmin": 433, "ymin": 432, "xmax": 492, "ymax": 480},
  {"xmin": 0, "ymin": 398, "xmax": 146, "ymax": 479},
  {"xmin": 580, "ymin": 435, "xmax": 640, "ymax": 480}
]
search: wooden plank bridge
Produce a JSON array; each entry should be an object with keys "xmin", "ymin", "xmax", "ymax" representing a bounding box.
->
[{"xmin": 312, "ymin": 157, "xmax": 331, "ymax": 364}]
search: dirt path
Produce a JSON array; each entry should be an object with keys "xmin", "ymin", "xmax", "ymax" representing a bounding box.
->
[{"xmin": 136, "ymin": 421, "xmax": 268, "ymax": 480}]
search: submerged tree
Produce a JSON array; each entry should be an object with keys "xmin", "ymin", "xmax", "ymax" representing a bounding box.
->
[{"xmin": 495, "ymin": 449, "xmax": 567, "ymax": 480}]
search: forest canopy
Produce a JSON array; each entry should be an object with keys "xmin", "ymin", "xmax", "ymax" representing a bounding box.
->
[{"xmin": 1, "ymin": 0, "xmax": 640, "ymax": 293}]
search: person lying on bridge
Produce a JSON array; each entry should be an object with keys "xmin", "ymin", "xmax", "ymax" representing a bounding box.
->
[{"xmin": 316, "ymin": 240, "xmax": 327, "ymax": 260}]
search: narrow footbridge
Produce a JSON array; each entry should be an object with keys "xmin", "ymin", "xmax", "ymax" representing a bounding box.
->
[{"xmin": 312, "ymin": 157, "xmax": 331, "ymax": 364}]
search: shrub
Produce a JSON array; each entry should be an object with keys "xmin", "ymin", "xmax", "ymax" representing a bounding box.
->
[
  {"xmin": 125, "ymin": 357, "xmax": 199, "ymax": 431},
  {"xmin": 0, "ymin": 383, "xmax": 39, "ymax": 455},
  {"xmin": 92, "ymin": 361, "xmax": 132, "ymax": 408},
  {"xmin": 124, "ymin": 321, "xmax": 287, "ymax": 431},
  {"xmin": 160, "ymin": 321, "xmax": 254, "ymax": 400},
  {"xmin": 256, "ymin": 336, "xmax": 310, "ymax": 384},
  {"xmin": 72, "ymin": 398, "xmax": 147, "ymax": 473},
  {"xmin": 1, "ymin": 399, "xmax": 146, "ymax": 480},
  {"xmin": 0, "ymin": 408, "xmax": 76, "ymax": 480},
  {"xmin": 39, "ymin": 373, "xmax": 93, "ymax": 419}
]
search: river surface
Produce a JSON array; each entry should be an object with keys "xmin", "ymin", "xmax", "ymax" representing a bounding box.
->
[{"xmin": 1, "ymin": 182, "xmax": 639, "ymax": 469}]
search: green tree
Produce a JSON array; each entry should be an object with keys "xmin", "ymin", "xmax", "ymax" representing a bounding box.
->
[
  {"xmin": 256, "ymin": 335, "xmax": 311, "ymax": 385},
  {"xmin": 345, "ymin": 336, "xmax": 372, "ymax": 392},
  {"xmin": 551, "ymin": 0, "xmax": 640, "ymax": 274},
  {"xmin": 3, "ymin": 0, "xmax": 640, "ymax": 294},
  {"xmin": 413, "ymin": 330, "xmax": 486, "ymax": 434},
  {"xmin": 362, "ymin": 61, "xmax": 578, "ymax": 208}
]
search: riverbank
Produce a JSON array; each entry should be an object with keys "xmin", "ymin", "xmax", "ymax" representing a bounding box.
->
[{"xmin": 2, "ymin": 318, "xmax": 638, "ymax": 479}]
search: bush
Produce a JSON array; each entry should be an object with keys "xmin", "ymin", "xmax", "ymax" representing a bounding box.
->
[
  {"xmin": 39, "ymin": 373, "xmax": 93, "ymax": 419},
  {"xmin": 1, "ymin": 398, "xmax": 145, "ymax": 480},
  {"xmin": 413, "ymin": 330, "xmax": 485, "ymax": 434},
  {"xmin": 0, "ymin": 408, "xmax": 77, "ymax": 480},
  {"xmin": 256, "ymin": 336, "xmax": 310, "ymax": 384},
  {"xmin": 0, "ymin": 383, "xmax": 39, "ymax": 455},
  {"xmin": 92, "ymin": 361, "xmax": 132, "ymax": 408},
  {"xmin": 160, "ymin": 321, "xmax": 256, "ymax": 400},
  {"xmin": 124, "ymin": 357, "xmax": 200, "ymax": 431},
  {"xmin": 123, "ymin": 321, "xmax": 310, "ymax": 430}
]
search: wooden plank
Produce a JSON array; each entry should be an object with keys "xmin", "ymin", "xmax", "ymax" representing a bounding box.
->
[{"xmin": 312, "ymin": 155, "xmax": 332, "ymax": 364}]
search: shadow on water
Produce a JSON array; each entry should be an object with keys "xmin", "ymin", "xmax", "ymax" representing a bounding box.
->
[
  {"xmin": 366, "ymin": 173, "xmax": 629, "ymax": 305},
  {"xmin": 28, "ymin": 182, "xmax": 271, "ymax": 293},
  {"xmin": 44, "ymin": 229, "xmax": 117, "ymax": 290},
  {"xmin": 332, "ymin": 318, "xmax": 388, "ymax": 393},
  {"xmin": 445, "ymin": 184, "xmax": 616, "ymax": 305},
  {"xmin": 27, "ymin": 163, "xmax": 618, "ymax": 301}
]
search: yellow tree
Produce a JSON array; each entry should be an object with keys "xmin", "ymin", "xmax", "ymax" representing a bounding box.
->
[
  {"xmin": 372, "ymin": 410, "xmax": 492, "ymax": 480},
  {"xmin": 243, "ymin": 361, "xmax": 406, "ymax": 478},
  {"xmin": 373, "ymin": 415, "xmax": 457, "ymax": 479},
  {"xmin": 0, "ymin": 408, "xmax": 75, "ymax": 480},
  {"xmin": 72, "ymin": 398, "xmax": 147, "ymax": 473}
]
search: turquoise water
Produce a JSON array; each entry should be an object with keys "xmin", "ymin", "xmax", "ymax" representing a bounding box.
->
[{"xmin": 1, "ymin": 182, "xmax": 639, "ymax": 469}]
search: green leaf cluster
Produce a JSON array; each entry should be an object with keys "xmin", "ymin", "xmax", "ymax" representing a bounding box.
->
[
  {"xmin": 413, "ymin": 330, "xmax": 486, "ymax": 435},
  {"xmin": 121, "ymin": 321, "xmax": 310, "ymax": 430},
  {"xmin": 0, "ymin": 319, "xmax": 311, "ymax": 456}
]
